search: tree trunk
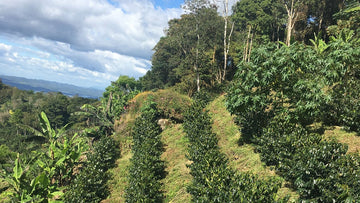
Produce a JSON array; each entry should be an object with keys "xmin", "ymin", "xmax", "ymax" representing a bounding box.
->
[
  {"xmin": 106, "ymin": 91, "xmax": 112, "ymax": 113},
  {"xmin": 318, "ymin": 12, "xmax": 323, "ymax": 33},
  {"xmin": 286, "ymin": 14, "xmax": 292, "ymax": 46},
  {"xmin": 196, "ymin": 23, "xmax": 200, "ymax": 92},
  {"xmin": 248, "ymin": 30, "xmax": 254, "ymax": 62},
  {"xmin": 223, "ymin": 2, "xmax": 228, "ymax": 82},
  {"xmin": 285, "ymin": 0, "xmax": 298, "ymax": 46},
  {"xmin": 223, "ymin": 21, "xmax": 234, "ymax": 81},
  {"xmin": 277, "ymin": 25, "xmax": 280, "ymax": 49},
  {"xmin": 222, "ymin": 0, "xmax": 234, "ymax": 82},
  {"xmin": 244, "ymin": 25, "xmax": 252, "ymax": 61}
]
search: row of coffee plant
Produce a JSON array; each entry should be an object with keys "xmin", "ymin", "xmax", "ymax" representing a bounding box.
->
[
  {"xmin": 64, "ymin": 136, "xmax": 119, "ymax": 202},
  {"xmin": 226, "ymin": 32, "xmax": 360, "ymax": 201},
  {"xmin": 183, "ymin": 97, "xmax": 285, "ymax": 202},
  {"xmin": 255, "ymin": 115, "xmax": 360, "ymax": 201},
  {"xmin": 125, "ymin": 102, "xmax": 166, "ymax": 202}
]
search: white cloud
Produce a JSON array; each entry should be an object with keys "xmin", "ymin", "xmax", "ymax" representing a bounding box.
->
[
  {"xmin": 0, "ymin": 43, "xmax": 11, "ymax": 57},
  {"xmin": 0, "ymin": 0, "xmax": 182, "ymax": 59},
  {"xmin": 0, "ymin": 43, "xmax": 11, "ymax": 52},
  {"xmin": 0, "ymin": 0, "xmax": 184, "ymax": 89}
]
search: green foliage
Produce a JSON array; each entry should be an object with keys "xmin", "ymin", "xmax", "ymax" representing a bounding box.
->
[
  {"xmin": 183, "ymin": 100, "xmax": 283, "ymax": 202},
  {"xmin": 227, "ymin": 43, "xmax": 330, "ymax": 142},
  {"xmin": 141, "ymin": 5, "xmax": 226, "ymax": 93},
  {"xmin": 0, "ymin": 145, "xmax": 16, "ymax": 172},
  {"xmin": 102, "ymin": 75, "xmax": 141, "ymax": 120},
  {"xmin": 256, "ymin": 115, "xmax": 360, "ymax": 201},
  {"xmin": 41, "ymin": 92, "xmax": 70, "ymax": 129},
  {"xmin": 88, "ymin": 136, "xmax": 119, "ymax": 171},
  {"xmin": 255, "ymin": 116, "xmax": 322, "ymax": 166},
  {"xmin": 310, "ymin": 33, "xmax": 330, "ymax": 54},
  {"xmin": 322, "ymin": 32, "xmax": 360, "ymax": 131},
  {"xmin": 0, "ymin": 84, "xmax": 95, "ymax": 154},
  {"xmin": 191, "ymin": 91, "xmax": 211, "ymax": 107},
  {"xmin": 3, "ymin": 154, "xmax": 50, "ymax": 202},
  {"xmin": 64, "ymin": 136, "xmax": 119, "ymax": 203},
  {"xmin": 125, "ymin": 103, "xmax": 165, "ymax": 202},
  {"xmin": 64, "ymin": 163, "xmax": 109, "ymax": 203},
  {"xmin": 227, "ymin": 38, "xmax": 360, "ymax": 201},
  {"xmin": 232, "ymin": 0, "xmax": 285, "ymax": 41},
  {"xmin": 2, "ymin": 112, "xmax": 88, "ymax": 202},
  {"xmin": 329, "ymin": 0, "xmax": 360, "ymax": 38},
  {"xmin": 128, "ymin": 89, "xmax": 191, "ymax": 122}
]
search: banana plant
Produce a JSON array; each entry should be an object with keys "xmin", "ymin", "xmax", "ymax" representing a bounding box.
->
[
  {"xmin": 2, "ymin": 153, "xmax": 45, "ymax": 202},
  {"xmin": 4, "ymin": 112, "xmax": 88, "ymax": 202},
  {"xmin": 310, "ymin": 33, "xmax": 329, "ymax": 54}
]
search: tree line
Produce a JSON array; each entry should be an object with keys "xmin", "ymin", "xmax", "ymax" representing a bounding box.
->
[{"xmin": 140, "ymin": 0, "xmax": 359, "ymax": 95}]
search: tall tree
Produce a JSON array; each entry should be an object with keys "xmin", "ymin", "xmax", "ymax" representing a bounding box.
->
[
  {"xmin": 183, "ymin": 0, "xmax": 217, "ymax": 92},
  {"xmin": 41, "ymin": 92, "xmax": 70, "ymax": 129},
  {"xmin": 221, "ymin": 0, "xmax": 235, "ymax": 81},
  {"xmin": 142, "ymin": 3, "xmax": 223, "ymax": 94},
  {"xmin": 232, "ymin": 0, "xmax": 276, "ymax": 60}
]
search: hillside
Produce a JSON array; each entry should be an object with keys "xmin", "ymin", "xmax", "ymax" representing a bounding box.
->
[{"xmin": 106, "ymin": 95, "xmax": 301, "ymax": 202}]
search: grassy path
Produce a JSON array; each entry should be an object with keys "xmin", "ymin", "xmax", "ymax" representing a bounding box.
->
[
  {"xmin": 105, "ymin": 124, "xmax": 192, "ymax": 202},
  {"xmin": 103, "ymin": 146, "xmax": 131, "ymax": 202},
  {"xmin": 160, "ymin": 124, "xmax": 192, "ymax": 202}
]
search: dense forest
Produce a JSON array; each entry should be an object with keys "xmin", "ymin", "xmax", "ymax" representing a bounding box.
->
[{"xmin": 1, "ymin": 0, "xmax": 360, "ymax": 202}]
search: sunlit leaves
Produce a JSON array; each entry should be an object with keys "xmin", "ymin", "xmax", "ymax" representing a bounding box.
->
[
  {"xmin": 125, "ymin": 103, "xmax": 165, "ymax": 202},
  {"xmin": 183, "ymin": 98, "xmax": 282, "ymax": 201}
]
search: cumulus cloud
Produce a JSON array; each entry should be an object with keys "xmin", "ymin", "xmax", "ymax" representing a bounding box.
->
[
  {"xmin": 0, "ymin": 0, "xmax": 183, "ymax": 89},
  {"xmin": 0, "ymin": 0, "xmax": 182, "ymax": 59}
]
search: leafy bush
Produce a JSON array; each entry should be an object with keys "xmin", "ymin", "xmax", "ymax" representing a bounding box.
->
[
  {"xmin": 285, "ymin": 140, "xmax": 348, "ymax": 201},
  {"xmin": 255, "ymin": 113, "xmax": 322, "ymax": 165},
  {"xmin": 191, "ymin": 91, "xmax": 211, "ymax": 107},
  {"xmin": 64, "ymin": 136, "xmax": 119, "ymax": 203},
  {"xmin": 64, "ymin": 164, "xmax": 110, "ymax": 203},
  {"xmin": 125, "ymin": 102, "xmax": 165, "ymax": 202},
  {"xmin": 0, "ymin": 144, "xmax": 16, "ymax": 172},
  {"xmin": 183, "ymin": 100, "xmax": 283, "ymax": 202},
  {"xmin": 226, "ymin": 39, "xmax": 360, "ymax": 201}
]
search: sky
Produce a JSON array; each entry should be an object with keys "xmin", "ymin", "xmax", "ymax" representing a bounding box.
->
[{"xmin": 0, "ymin": 0, "xmax": 185, "ymax": 90}]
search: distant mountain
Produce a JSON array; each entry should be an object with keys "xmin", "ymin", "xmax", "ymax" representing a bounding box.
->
[{"xmin": 0, "ymin": 75, "xmax": 103, "ymax": 98}]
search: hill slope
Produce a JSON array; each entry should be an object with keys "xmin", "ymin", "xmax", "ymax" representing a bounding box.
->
[{"xmin": 106, "ymin": 95, "xmax": 301, "ymax": 202}]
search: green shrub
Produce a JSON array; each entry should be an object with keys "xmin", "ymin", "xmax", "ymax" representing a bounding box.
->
[
  {"xmin": 183, "ymin": 101, "xmax": 283, "ymax": 202},
  {"xmin": 255, "ymin": 115, "xmax": 360, "ymax": 201},
  {"xmin": 64, "ymin": 136, "xmax": 119, "ymax": 203},
  {"xmin": 255, "ymin": 116, "xmax": 322, "ymax": 166},
  {"xmin": 64, "ymin": 165, "xmax": 110, "ymax": 203},
  {"xmin": 125, "ymin": 103, "xmax": 165, "ymax": 202},
  {"xmin": 283, "ymin": 140, "xmax": 357, "ymax": 201},
  {"xmin": 89, "ymin": 136, "xmax": 120, "ymax": 171}
]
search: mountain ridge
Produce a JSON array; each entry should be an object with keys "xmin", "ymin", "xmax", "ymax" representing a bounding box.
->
[{"xmin": 0, "ymin": 75, "xmax": 103, "ymax": 98}]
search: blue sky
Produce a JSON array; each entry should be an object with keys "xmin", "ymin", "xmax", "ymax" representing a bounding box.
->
[
  {"xmin": 152, "ymin": 0, "xmax": 184, "ymax": 9},
  {"xmin": 0, "ymin": 0, "xmax": 184, "ymax": 90}
]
